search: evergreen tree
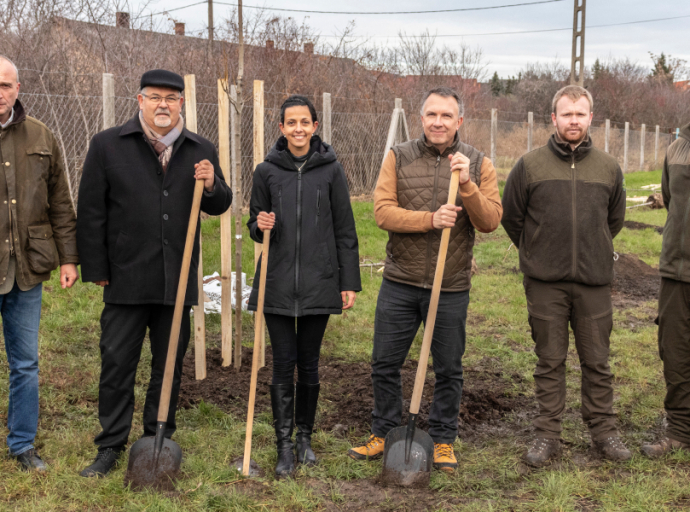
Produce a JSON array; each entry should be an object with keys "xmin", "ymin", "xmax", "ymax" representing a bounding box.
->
[{"xmin": 490, "ymin": 71, "xmax": 502, "ymax": 96}]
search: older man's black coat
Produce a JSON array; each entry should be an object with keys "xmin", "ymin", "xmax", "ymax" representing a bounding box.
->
[{"xmin": 77, "ymin": 114, "xmax": 232, "ymax": 305}]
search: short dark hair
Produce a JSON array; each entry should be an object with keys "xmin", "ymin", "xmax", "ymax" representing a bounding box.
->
[
  {"xmin": 420, "ymin": 87, "xmax": 464, "ymax": 117},
  {"xmin": 280, "ymin": 95, "xmax": 318, "ymax": 124}
]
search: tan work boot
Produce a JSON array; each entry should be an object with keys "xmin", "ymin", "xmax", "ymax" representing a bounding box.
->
[
  {"xmin": 347, "ymin": 435, "xmax": 385, "ymax": 460},
  {"xmin": 641, "ymin": 436, "xmax": 689, "ymax": 459},
  {"xmin": 433, "ymin": 443, "xmax": 458, "ymax": 473},
  {"xmin": 523, "ymin": 438, "xmax": 561, "ymax": 467},
  {"xmin": 592, "ymin": 436, "xmax": 632, "ymax": 461}
]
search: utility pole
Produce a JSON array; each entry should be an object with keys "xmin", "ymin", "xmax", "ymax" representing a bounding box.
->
[
  {"xmin": 208, "ymin": 0, "xmax": 214, "ymax": 42},
  {"xmin": 570, "ymin": 0, "xmax": 585, "ymax": 86}
]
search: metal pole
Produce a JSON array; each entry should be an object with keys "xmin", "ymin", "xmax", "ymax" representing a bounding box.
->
[
  {"xmin": 322, "ymin": 92, "xmax": 332, "ymax": 145},
  {"xmin": 490, "ymin": 108, "xmax": 497, "ymax": 164},
  {"xmin": 102, "ymin": 73, "xmax": 115, "ymax": 130},
  {"xmin": 570, "ymin": 0, "xmax": 586, "ymax": 86},
  {"xmin": 605, "ymin": 119, "xmax": 610, "ymax": 153},
  {"xmin": 527, "ymin": 111, "xmax": 533, "ymax": 153},
  {"xmin": 623, "ymin": 121, "xmax": 629, "ymax": 174}
]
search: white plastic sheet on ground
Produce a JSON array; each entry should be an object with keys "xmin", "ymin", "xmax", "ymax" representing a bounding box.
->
[{"xmin": 193, "ymin": 271, "xmax": 252, "ymax": 314}]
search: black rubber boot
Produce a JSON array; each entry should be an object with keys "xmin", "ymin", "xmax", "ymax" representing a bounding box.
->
[
  {"xmin": 79, "ymin": 447, "xmax": 124, "ymax": 477},
  {"xmin": 295, "ymin": 382, "xmax": 320, "ymax": 466},
  {"xmin": 270, "ymin": 384, "xmax": 295, "ymax": 479}
]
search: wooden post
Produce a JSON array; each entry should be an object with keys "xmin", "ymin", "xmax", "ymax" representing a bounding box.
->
[
  {"xmin": 102, "ymin": 73, "xmax": 115, "ymax": 130},
  {"xmin": 605, "ymin": 119, "xmax": 610, "ymax": 153},
  {"xmin": 655, "ymin": 125, "xmax": 660, "ymax": 169},
  {"xmin": 527, "ymin": 111, "xmax": 533, "ymax": 153},
  {"xmin": 184, "ymin": 74, "xmax": 206, "ymax": 377},
  {"xmin": 252, "ymin": 80, "xmax": 266, "ymax": 368},
  {"xmin": 322, "ymin": 92, "xmax": 332, "ymax": 145},
  {"xmin": 623, "ymin": 121, "xmax": 629, "ymax": 174},
  {"xmin": 640, "ymin": 124, "xmax": 646, "ymax": 171},
  {"xmin": 231, "ymin": 84, "xmax": 243, "ymax": 369},
  {"xmin": 490, "ymin": 108, "xmax": 497, "ymax": 164},
  {"xmin": 218, "ymin": 79, "xmax": 233, "ymax": 369},
  {"xmin": 382, "ymin": 99, "xmax": 401, "ymax": 166}
]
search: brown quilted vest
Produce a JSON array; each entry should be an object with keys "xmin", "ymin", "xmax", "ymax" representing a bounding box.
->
[{"xmin": 383, "ymin": 134, "xmax": 484, "ymax": 292}]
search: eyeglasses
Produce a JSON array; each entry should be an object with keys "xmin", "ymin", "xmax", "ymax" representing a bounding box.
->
[{"xmin": 142, "ymin": 94, "xmax": 180, "ymax": 105}]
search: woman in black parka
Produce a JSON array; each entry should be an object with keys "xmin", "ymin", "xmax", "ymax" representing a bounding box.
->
[{"xmin": 247, "ymin": 95, "xmax": 361, "ymax": 478}]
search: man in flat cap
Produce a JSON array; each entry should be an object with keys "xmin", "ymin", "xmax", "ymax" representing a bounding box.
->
[{"xmin": 77, "ymin": 69, "xmax": 232, "ymax": 477}]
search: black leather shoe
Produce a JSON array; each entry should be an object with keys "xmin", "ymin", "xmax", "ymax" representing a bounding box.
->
[
  {"xmin": 13, "ymin": 449, "xmax": 47, "ymax": 472},
  {"xmin": 80, "ymin": 447, "xmax": 124, "ymax": 478},
  {"xmin": 270, "ymin": 384, "xmax": 295, "ymax": 479},
  {"xmin": 295, "ymin": 382, "xmax": 320, "ymax": 466}
]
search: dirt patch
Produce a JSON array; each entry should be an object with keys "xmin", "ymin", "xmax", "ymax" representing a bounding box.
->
[
  {"xmin": 179, "ymin": 348, "xmax": 529, "ymax": 439},
  {"xmin": 611, "ymin": 253, "xmax": 660, "ymax": 301},
  {"xmin": 624, "ymin": 220, "xmax": 663, "ymax": 235}
]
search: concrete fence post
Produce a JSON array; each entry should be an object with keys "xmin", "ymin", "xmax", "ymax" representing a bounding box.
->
[
  {"xmin": 640, "ymin": 124, "xmax": 646, "ymax": 171},
  {"xmin": 322, "ymin": 92, "xmax": 332, "ymax": 145},
  {"xmin": 604, "ymin": 119, "xmax": 610, "ymax": 153},
  {"xmin": 654, "ymin": 125, "xmax": 660, "ymax": 168},
  {"xmin": 102, "ymin": 73, "xmax": 115, "ymax": 130},
  {"xmin": 623, "ymin": 122, "xmax": 630, "ymax": 173},
  {"xmin": 490, "ymin": 108, "xmax": 497, "ymax": 164}
]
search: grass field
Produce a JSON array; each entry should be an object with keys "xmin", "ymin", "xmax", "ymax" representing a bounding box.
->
[{"xmin": 1, "ymin": 169, "xmax": 686, "ymax": 511}]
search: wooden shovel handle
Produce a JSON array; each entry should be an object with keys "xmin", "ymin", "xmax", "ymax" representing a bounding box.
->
[
  {"xmin": 242, "ymin": 227, "xmax": 270, "ymax": 475},
  {"xmin": 409, "ymin": 169, "xmax": 461, "ymax": 415},
  {"xmin": 157, "ymin": 179, "xmax": 205, "ymax": 422}
]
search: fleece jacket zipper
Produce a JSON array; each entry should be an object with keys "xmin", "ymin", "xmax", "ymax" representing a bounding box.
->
[
  {"xmin": 424, "ymin": 154, "xmax": 442, "ymax": 288},
  {"xmin": 571, "ymin": 154, "xmax": 577, "ymax": 279}
]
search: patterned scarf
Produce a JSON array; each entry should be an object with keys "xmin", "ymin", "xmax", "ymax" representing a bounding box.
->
[{"xmin": 139, "ymin": 111, "xmax": 184, "ymax": 171}]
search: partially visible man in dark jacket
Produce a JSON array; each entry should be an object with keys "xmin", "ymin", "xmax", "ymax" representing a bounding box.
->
[
  {"xmin": 0, "ymin": 55, "xmax": 78, "ymax": 472},
  {"xmin": 502, "ymin": 85, "xmax": 628, "ymax": 467},
  {"xmin": 641, "ymin": 122, "xmax": 690, "ymax": 458},
  {"xmin": 77, "ymin": 69, "xmax": 232, "ymax": 477}
]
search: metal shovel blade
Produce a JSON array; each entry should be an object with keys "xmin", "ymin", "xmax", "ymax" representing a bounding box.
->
[
  {"xmin": 124, "ymin": 427, "xmax": 182, "ymax": 492},
  {"xmin": 380, "ymin": 417, "xmax": 434, "ymax": 488}
]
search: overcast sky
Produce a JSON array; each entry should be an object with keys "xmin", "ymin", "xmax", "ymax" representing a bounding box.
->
[{"xmin": 130, "ymin": 0, "xmax": 689, "ymax": 80}]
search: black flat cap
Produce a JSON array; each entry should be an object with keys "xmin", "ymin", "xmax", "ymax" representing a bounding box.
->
[{"xmin": 140, "ymin": 69, "xmax": 185, "ymax": 92}]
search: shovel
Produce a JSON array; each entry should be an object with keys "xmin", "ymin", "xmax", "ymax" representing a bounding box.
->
[
  {"xmin": 233, "ymin": 227, "xmax": 270, "ymax": 477},
  {"xmin": 381, "ymin": 167, "xmax": 461, "ymax": 488},
  {"xmin": 124, "ymin": 179, "xmax": 205, "ymax": 491}
]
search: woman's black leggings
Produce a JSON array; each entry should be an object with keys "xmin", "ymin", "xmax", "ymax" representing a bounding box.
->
[{"xmin": 264, "ymin": 313, "xmax": 330, "ymax": 385}]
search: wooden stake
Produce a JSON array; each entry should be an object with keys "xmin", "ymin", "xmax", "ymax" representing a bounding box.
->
[
  {"xmin": 242, "ymin": 228, "xmax": 270, "ymax": 476},
  {"xmin": 252, "ymin": 80, "xmax": 266, "ymax": 368},
  {"xmin": 185, "ymin": 74, "xmax": 206, "ymax": 380},
  {"xmin": 218, "ymin": 79, "xmax": 233, "ymax": 368},
  {"xmin": 490, "ymin": 108, "xmax": 497, "ymax": 165}
]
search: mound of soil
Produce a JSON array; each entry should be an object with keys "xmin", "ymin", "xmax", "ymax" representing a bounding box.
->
[
  {"xmin": 612, "ymin": 253, "xmax": 660, "ymax": 300},
  {"xmin": 179, "ymin": 348, "xmax": 529, "ymax": 438},
  {"xmin": 624, "ymin": 220, "xmax": 663, "ymax": 235}
]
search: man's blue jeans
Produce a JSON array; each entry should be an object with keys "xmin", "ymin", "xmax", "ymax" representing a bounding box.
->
[
  {"xmin": 371, "ymin": 278, "xmax": 469, "ymax": 444},
  {"xmin": 1, "ymin": 282, "xmax": 42, "ymax": 455}
]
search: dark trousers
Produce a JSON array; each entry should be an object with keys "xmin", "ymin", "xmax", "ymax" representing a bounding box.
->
[
  {"xmin": 658, "ymin": 277, "xmax": 690, "ymax": 445},
  {"xmin": 264, "ymin": 313, "xmax": 330, "ymax": 385},
  {"xmin": 371, "ymin": 278, "xmax": 469, "ymax": 444},
  {"xmin": 94, "ymin": 303, "xmax": 191, "ymax": 449},
  {"xmin": 524, "ymin": 276, "xmax": 617, "ymax": 441}
]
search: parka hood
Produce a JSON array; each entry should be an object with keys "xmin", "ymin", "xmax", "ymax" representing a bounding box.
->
[{"xmin": 265, "ymin": 134, "xmax": 337, "ymax": 172}]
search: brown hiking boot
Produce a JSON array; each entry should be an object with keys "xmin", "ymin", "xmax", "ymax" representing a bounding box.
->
[
  {"xmin": 347, "ymin": 435, "xmax": 385, "ymax": 460},
  {"xmin": 523, "ymin": 438, "xmax": 561, "ymax": 467},
  {"xmin": 641, "ymin": 436, "xmax": 689, "ymax": 459},
  {"xmin": 592, "ymin": 436, "xmax": 632, "ymax": 461}
]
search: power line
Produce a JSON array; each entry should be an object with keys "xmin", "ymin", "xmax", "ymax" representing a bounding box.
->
[{"xmin": 211, "ymin": 0, "xmax": 565, "ymax": 15}]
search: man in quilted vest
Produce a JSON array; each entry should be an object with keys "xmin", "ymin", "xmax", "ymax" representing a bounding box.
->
[
  {"xmin": 348, "ymin": 87, "xmax": 502, "ymax": 472},
  {"xmin": 502, "ymin": 85, "xmax": 629, "ymax": 467}
]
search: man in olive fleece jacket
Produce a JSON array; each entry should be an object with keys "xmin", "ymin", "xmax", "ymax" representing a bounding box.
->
[
  {"xmin": 502, "ymin": 85, "xmax": 628, "ymax": 467},
  {"xmin": 642, "ymin": 122, "xmax": 690, "ymax": 458}
]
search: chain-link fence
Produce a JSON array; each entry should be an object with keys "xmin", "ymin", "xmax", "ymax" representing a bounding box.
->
[{"xmin": 16, "ymin": 77, "xmax": 679, "ymax": 208}]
